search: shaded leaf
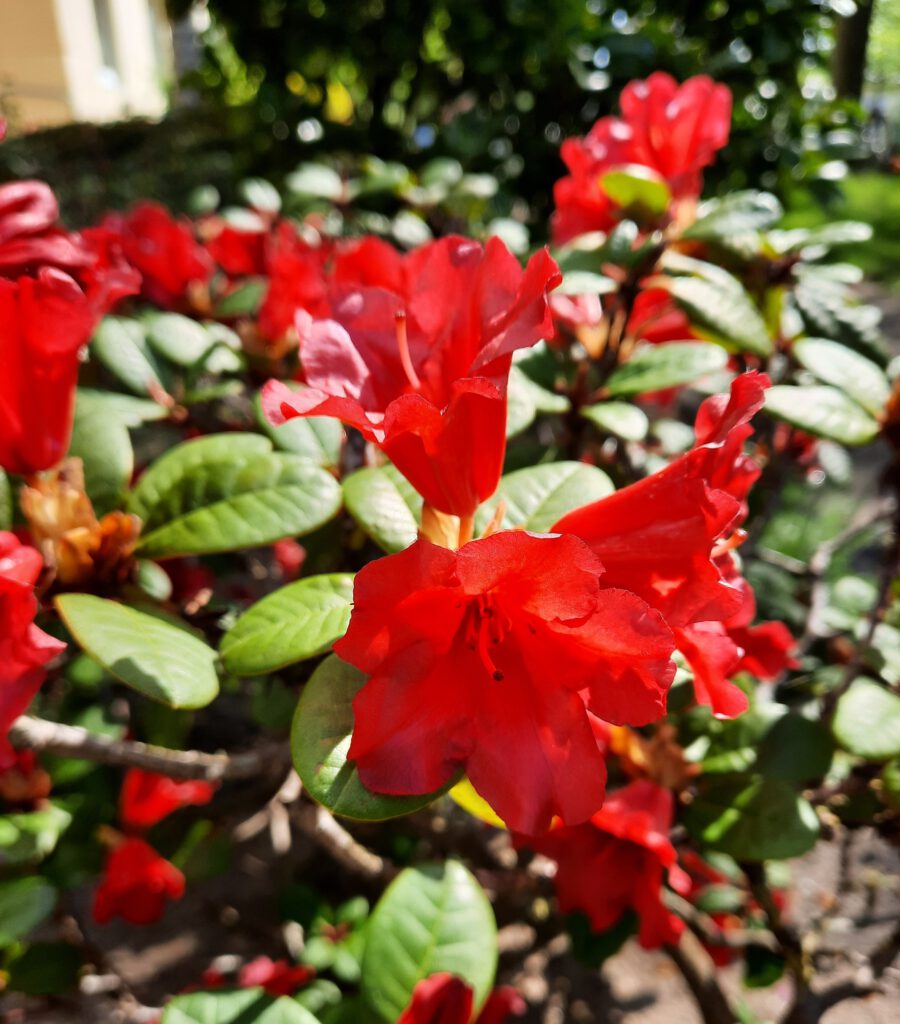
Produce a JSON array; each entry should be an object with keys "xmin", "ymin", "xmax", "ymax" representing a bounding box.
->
[
  {"xmin": 606, "ymin": 342, "xmax": 729, "ymax": 397},
  {"xmin": 764, "ymin": 385, "xmax": 879, "ymax": 445}
]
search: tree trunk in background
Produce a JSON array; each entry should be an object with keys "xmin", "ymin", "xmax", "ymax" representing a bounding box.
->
[{"xmin": 832, "ymin": 0, "xmax": 876, "ymax": 99}]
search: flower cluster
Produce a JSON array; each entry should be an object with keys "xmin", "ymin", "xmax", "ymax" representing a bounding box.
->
[{"xmin": 93, "ymin": 768, "xmax": 216, "ymax": 925}]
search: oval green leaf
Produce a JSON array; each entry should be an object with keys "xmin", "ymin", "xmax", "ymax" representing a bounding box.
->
[
  {"xmin": 292, "ymin": 655, "xmax": 452, "ymax": 821},
  {"xmin": 56, "ymin": 594, "xmax": 219, "ymax": 709},
  {"xmin": 601, "ymin": 164, "xmax": 671, "ymax": 215},
  {"xmin": 163, "ymin": 989, "xmax": 320, "ymax": 1024},
  {"xmin": 683, "ymin": 776, "xmax": 819, "ymax": 861},
  {"xmin": 764, "ymin": 385, "xmax": 879, "ymax": 445},
  {"xmin": 582, "ymin": 401, "xmax": 649, "ymax": 441},
  {"xmin": 342, "ymin": 464, "xmax": 422, "ymax": 554},
  {"xmin": 606, "ymin": 342, "xmax": 729, "ymax": 397},
  {"xmin": 91, "ymin": 316, "xmax": 167, "ymax": 396},
  {"xmin": 130, "ymin": 434, "xmax": 342, "ymax": 558},
  {"xmin": 146, "ymin": 313, "xmax": 216, "ymax": 367},
  {"xmin": 475, "ymin": 461, "xmax": 614, "ymax": 535},
  {"xmin": 793, "ymin": 337, "xmax": 890, "ymax": 416},
  {"xmin": 221, "ymin": 574, "xmax": 354, "ymax": 676},
  {"xmin": 833, "ymin": 678, "xmax": 900, "ymax": 760},
  {"xmin": 361, "ymin": 861, "xmax": 497, "ymax": 1022},
  {"xmin": 68, "ymin": 398, "xmax": 134, "ymax": 515}
]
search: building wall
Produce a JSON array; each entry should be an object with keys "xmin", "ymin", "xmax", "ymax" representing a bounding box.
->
[{"xmin": 0, "ymin": 0, "xmax": 172, "ymax": 130}]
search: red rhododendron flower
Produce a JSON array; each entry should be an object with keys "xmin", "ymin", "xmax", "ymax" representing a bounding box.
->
[
  {"xmin": 399, "ymin": 973, "xmax": 525, "ymax": 1024},
  {"xmin": 257, "ymin": 223, "xmax": 329, "ymax": 343},
  {"xmin": 526, "ymin": 780, "xmax": 689, "ymax": 949},
  {"xmin": 551, "ymin": 286, "xmax": 694, "ymax": 349},
  {"xmin": 0, "ymin": 532, "xmax": 65, "ymax": 768},
  {"xmin": 263, "ymin": 236, "xmax": 561, "ymax": 517},
  {"xmin": 237, "ymin": 956, "xmax": 315, "ymax": 997},
  {"xmin": 204, "ymin": 217, "xmax": 269, "ymax": 278},
  {"xmin": 0, "ymin": 745, "xmax": 52, "ymax": 806},
  {"xmin": 0, "ymin": 178, "xmax": 138, "ymax": 475},
  {"xmin": 99, "ymin": 202, "xmax": 211, "ymax": 309},
  {"xmin": 552, "ymin": 74, "xmax": 732, "ymax": 244},
  {"xmin": 335, "ymin": 530, "xmax": 675, "ymax": 835},
  {"xmin": 554, "ymin": 372, "xmax": 772, "ymax": 717},
  {"xmin": 93, "ymin": 836, "xmax": 185, "ymax": 925},
  {"xmin": 119, "ymin": 768, "xmax": 217, "ymax": 830}
]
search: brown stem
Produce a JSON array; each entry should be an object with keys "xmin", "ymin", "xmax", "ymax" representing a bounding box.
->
[
  {"xmin": 665, "ymin": 930, "xmax": 737, "ymax": 1024},
  {"xmin": 295, "ymin": 800, "xmax": 389, "ymax": 881},
  {"xmin": 9, "ymin": 715, "xmax": 289, "ymax": 782}
]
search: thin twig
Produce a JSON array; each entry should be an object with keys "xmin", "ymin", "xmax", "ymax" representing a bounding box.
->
[
  {"xmin": 295, "ymin": 801, "xmax": 388, "ymax": 881},
  {"xmin": 665, "ymin": 930, "xmax": 737, "ymax": 1024},
  {"xmin": 666, "ymin": 892, "xmax": 779, "ymax": 952},
  {"xmin": 9, "ymin": 715, "xmax": 289, "ymax": 782}
]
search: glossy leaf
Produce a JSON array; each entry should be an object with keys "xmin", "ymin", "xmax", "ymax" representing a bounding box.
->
[
  {"xmin": 146, "ymin": 313, "xmax": 216, "ymax": 367},
  {"xmin": 256, "ymin": 392, "xmax": 343, "ymax": 469},
  {"xmin": 582, "ymin": 401, "xmax": 649, "ymax": 441},
  {"xmin": 793, "ymin": 337, "xmax": 890, "ymax": 416},
  {"xmin": 91, "ymin": 316, "xmax": 167, "ymax": 396},
  {"xmin": 664, "ymin": 255, "xmax": 772, "ymax": 355},
  {"xmin": 75, "ymin": 388, "xmax": 168, "ymax": 427},
  {"xmin": 292, "ymin": 655, "xmax": 453, "ymax": 821},
  {"xmin": 764, "ymin": 385, "xmax": 879, "ymax": 445},
  {"xmin": 130, "ymin": 434, "xmax": 342, "ymax": 558},
  {"xmin": 605, "ymin": 342, "xmax": 729, "ymax": 397},
  {"xmin": 361, "ymin": 861, "xmax": 497, "ymax": 1021},
  {"xmin": 56, "ymin": 594, "xmax": 219, "ymax": 709},
  {"xmin": 342, "ymin": 464, "xmax": 422, "ymax": 554},
  {"xmin": 163, "ymin": 989, "xmax": 320, "ymax": 1024},
  {"xmin": 475, "ymin": 461, "xmax": 614, "ymax": 535},
  {"xmin": 287, "ymin": 163, "xmax": 344, "ymax": 201},
  {"xmin": 833, "ymin": 678, "xmax": 900, "ymax": 760},
  {"xmin": 684, "ymin": 776, "xmax": 819, "ymax": 861},
  {"xmin": 221, "ymin": 574, "xmax": 354, "ymax": 675},
  {"xmin": 684, "ymin": 190, "xmax": 783, "ymax": 240},
  {"xmin": 601, "ymin": 165, "xmax": 671, "ymax": 214},
  {"xmin": 68, "ymin": 398, "xmax": 133, "ymax": 515}
]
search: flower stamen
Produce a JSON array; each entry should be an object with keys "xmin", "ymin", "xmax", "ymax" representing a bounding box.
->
[{"xmin": 395, "ymin": 310, "xmax": 421, "ymax": 391}]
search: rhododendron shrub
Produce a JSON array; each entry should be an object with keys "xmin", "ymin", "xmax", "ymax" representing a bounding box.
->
[{"xmin": 1, "ymin": 72, "xmax": 897, "ymax": 1024}]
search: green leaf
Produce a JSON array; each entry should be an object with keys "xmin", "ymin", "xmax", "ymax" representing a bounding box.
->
[
  {"xmin": 684, "ymin": 776, "xmax": 819, "ymax": 861},
  {"xmin": 75, "ymin": 388, "xmax": 168, "ymax": 426},
  {"xmin": 601, "ymin": 165, "xmax": 671, "ymax": 215},
  {"xmin": 0, "ymin": 877, "xmax": 57, "ymax": 947},
  {"xmin": 342, "ymin": 464, "xmax": 422, "ymax": 554},
  {"xmin": 700, "ymin": 707, "xmax": 832, "ymax": 782},
  {"xmin": 91, "ymin": 316, "xmax": 167, "ymax": 396},
  {"xmin": 56, "ymin": 594, "xmax": 219, "ymax": 709},
  {"xmin": 833, "ymin": 678, "xmax": 900, "ymax": 760},
  {"xmin": 256, "ymin": 391, "xmax": 343, "ymax": 469},
  {"xmin": 555, "ymin": 270, "xmax": 617, "ymax": 296},
  {"xmin": 361, "ymin": 861, "xmax": 497, "ymax": 1022},
  {"xmin": 68, "ymin": 398, "xmax": 133, "ymax": 515},
  {"xmin": 0, "ymin": 469, "xmax": 11, "ymax": 531},
  {"xmin": 605, "ymin": 342, "xmax": 729, "ymax": 397},
  {"xmin": 506, "ymin": 364, "xmax": 570, "ymax": 438},
  {"xmin": 684, "ymin": 191, "xmax": 783, "ymax": 240},
  {"xmin": 664, "ymin": 255, "xmax": 773, "ymax": 356},
  {"xmin": 215, "ymin": 278, "xmax": 267, "ymax": 318},
  {"xmin": 764, "ymin": 385, "xmax": 879, "ymax": 445},
  {"xmin": 793, "ymin": 279, "xmax": 886, "ymax": 365},
  {"xmin": 582, "ymin": 401, "xmax": 649, "ymax": 441},
  {"xmin": 793, "ymin": 338, "xmax": 890, "ymax": 416},
  {"xmin": 130, "ymin": 434, "xmax": 342, "ymax": 558},
  {"xmin": 221, "ymin": 574, "xmax": 354, "ymax": 675},
  {"xmin": 240, "ymin": 177, "xmax": 282, "ymax": 213},
  {"xmin": 146, "ymin": 314, "xmax": 216, "ymax": 367},
  {"xmin": 475, "ymin": 461, "xmax": 614, "ymax": 535},
  {"xmin": 292, "ymin": 655, "xmax": 453, "ymax": 821},
  {"xmin": 163, "ymin": 989, "xmax": 320, "ymax": 1024},
  {"xmin": 287, "ymin": 163, "xmax": 344, "ymax": 201},
  {"xmin": 0, "ymin": 804, "xmax": 72, "ymax": 867},
  {"xmin": 6, "ymin": 942, "xmax": 82, "ymax": 996}
]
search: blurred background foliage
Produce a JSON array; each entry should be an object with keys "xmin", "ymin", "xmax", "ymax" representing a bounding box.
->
[{"xmin": 0, "ymin": 0, "xmax": 894, "ymax": 244}]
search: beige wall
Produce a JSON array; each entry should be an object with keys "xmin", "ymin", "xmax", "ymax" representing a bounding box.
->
[{"xmin": 0, "ymin": 0, "xmax": 172, "ymax": 130}]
